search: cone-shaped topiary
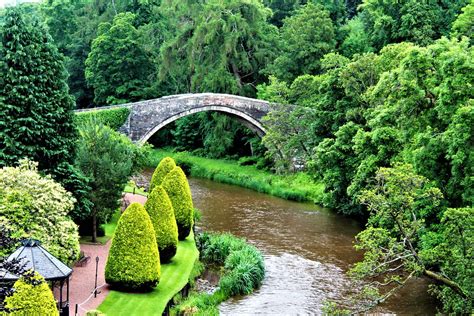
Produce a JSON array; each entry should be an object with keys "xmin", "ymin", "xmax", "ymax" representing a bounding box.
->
[
  {"xmin": 144, "ymin": 185, "xmax": 179, "ymax": 263},
  {"xmin": 4, "ymin": 273, "xmax": 58, "ymax": 315},
  {"xmin": 162, "ymin": 166, "xmax": 194, "ymax": 240},
  {"xmin": 105, "ymin": 202, "xmax": 160, "ymax": 291},
  {"xmin": 149, "ymin": 157, "xmax": 176, "ymax": 193}
]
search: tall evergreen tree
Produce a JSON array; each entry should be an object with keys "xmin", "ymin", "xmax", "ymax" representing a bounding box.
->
[{"xmin": 0, "ymin": 7, "xmax": 76, "ymax": 172}]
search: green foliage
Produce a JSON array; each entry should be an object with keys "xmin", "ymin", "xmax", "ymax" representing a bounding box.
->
[
  {"xmin": 350, "ymin": 165, "xmax": 472, "ymax": 313},
  {"xmin": 0, "ymin": 159, "xmax": 80, "ymax": 264},
  {"xmin": 149, "ymin": 157, "xmax": 176, "ymax": 193},
  {"xmin": 144, "ymin": 186, "xmax": 179, "ymax": 263},
  {"xmin": 359, "ymin": 0, "xmax": 469, "ymax": 49},
  {"xmin": 162, "ymin": 166, "xmax": 194, "ymax": 240},
  {"xmin": 85, "ymin": 12, "xmax": 154, "ymax": 105},
  {"xmin": 452, "ymin": 0, "xmax": 474, "ymax": 43},
  {"xmin": 159, "ymin": 0, "xmax": 278, "ymax": 97},
  {"xmin": 0, "ymin": 7, "xmax": 76, "ymax": 172},
  {"xmin": 340, "ymin": 17, "xmax": 373, "ymax": 57},
  {"xmin": 4, "ymin": 273, "xmax": 58, "ymax": 315},
  {"xmin": 75, "ymin": 107, "xmax": 131, "ymax": 131},
  {"xmin": 105, "ymin": 202, "xmax": 160, "ymax": 291},
  {"xmin": 269, "ymin": 2, "xmax": 336, "ymax": 82},
  {"xmin": 75, "ymin": 120, "xmax": 148, "ymax": 242},
  {"xmin": 174, "ymin": 232, "xmax": 264, "ymax": 314}
]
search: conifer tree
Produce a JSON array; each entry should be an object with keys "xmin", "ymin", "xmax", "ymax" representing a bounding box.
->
[
  {"xmin": 144, "ymin": 186, "xmax": 179, "ymax": 263},
  {"xmin": 0, "ymin": 7, "xmax": 76, "ymax": 172},
  {"xmin": 162, "ymin": 167, "xmax": 194, "ymax": 240},
  {"xmin": 149, "ymin": 157, "xmax": 176, "ymax": 193},
  {"xmin": 105, "ymin": 203, "xmax": 160, "ymax": 291}
]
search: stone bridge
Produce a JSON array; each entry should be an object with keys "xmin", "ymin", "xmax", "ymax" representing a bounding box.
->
[{"xmin": 77, "ymin": 93, "xmax": 273, "ymax": 143}]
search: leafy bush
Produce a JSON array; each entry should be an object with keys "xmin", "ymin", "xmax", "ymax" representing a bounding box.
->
[
  {"xmin": 219, "ymin": 247, "xmax": 265, "ymax": 296},
  {"xmin": 162, "ymin": 167, "xmax": 194, "ymax": 240},
  {"xmin": 4, "ymin": 273, "xmax": 58, "ymax": 315},
  {"xmin": 144, "ymin": 186, "xmax": 179, "ymax": 263},
  {"xmin": 174, "ymin": 232, "xmax": 265, "ymax": 314},
  {"xmin": 0, "ymin": 160, "xmax": 80, "ymax": 264},
  {"xmin": 105, "ymin": 202, "xmax": 160, "ymax": 291},
  {"xmin": 149, "ymin": 157, "xmax": 176, "ymax": 192},
  {"xmin": 75, "ymin": 107, "xmax": 130, "ymax": 131}
]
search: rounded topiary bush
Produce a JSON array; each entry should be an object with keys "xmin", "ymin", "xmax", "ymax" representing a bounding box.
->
[
  {"xmin": 4, "ymin": 273, "xmax": 58, "ymax": 315},
  {"xmin": 144, "ymin": 185, "xmax": 179, "ymax": 263},
  {"xmin": 105, "ymin": 202, "xmax": 160, "ymax": 291},
  {"xmin": 162, "ymin": 166, "xmax": 194, "ymax": 240},
  {"xmin": 149, "ymin": 157, "xmax": 176, "ymax": 192}
]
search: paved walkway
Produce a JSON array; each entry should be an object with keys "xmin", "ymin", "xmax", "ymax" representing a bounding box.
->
[{"xmin": 66, "ymin": 193, "xmax": 148, "ymax": 315}]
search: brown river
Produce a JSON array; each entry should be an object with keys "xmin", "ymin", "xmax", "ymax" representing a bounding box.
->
[{"xmin": 141, "ymin": 169, "xmax": 438, "ymax": 314}]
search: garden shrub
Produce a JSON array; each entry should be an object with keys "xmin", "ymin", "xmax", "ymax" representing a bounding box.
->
[
  {"xmin": 144, "ymin": 186, "xmax": 179, "ymax": 263},
  {"xmin": 105, "ymin": 202, "xmax": 160, "ymax": 291},
  {"xmin": 0, "ymin": 159, "xmax": 80, "ymax": 263},
  {"xmin": 74, "ymin": 107, "xmax": 130, "ymax": 131},
  {"xmin": 162, "ymin": 166, "xmax": 194, "ymax": 240},
  {"xmin": 149, "ymin": 157, "xmax": 176, "ymax": 192},
  {"xmin": 4, "ymin": 273, "xmax": 58, "ymax": 315}
]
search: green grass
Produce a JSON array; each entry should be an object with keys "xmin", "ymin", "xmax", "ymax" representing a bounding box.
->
[
  {"xmin": 123, "ymin": 184, "xmax": 148, "ymax": 196},
  {"xmin": 98, "ymin": 232, "xmax": 199, "ymax": 315},
  {"xmin": 79, "ymin": 209, "xmax": 121, "ymax": 244},
  {"xmin": 148, "ymin": 149, "xmax": 324, "ymax": 204}
]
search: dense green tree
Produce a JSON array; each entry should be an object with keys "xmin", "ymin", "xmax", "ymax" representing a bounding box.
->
[
  {"xmin": 263, "ymin": 0, "xmax": 303, "ymax": 27},
  {"xmin": 105, "ymin": 202, "xmax": 160, "ymax": 291},
  {"xmin": 162, "ymin": 167, "xmax": 194, "ymax": 240},
  {"xmin": 144, "ymin": 186, "xmax": 179, "ymax": 263},
  {"xmin": 85, "ymin": 12, "xmax": 155, "ymax": 105},
  {"xmin": 452, "ymin": 0, "xmax": 474, "ymax": 43},
  {"xmin": 351, "ymin": 165, "xmax": 472, "ymax": 313},
  {"xmin": 160, "ymin": 0, "xmax": 278, "ymax": 97},
  {"xmin": 0, "ymin": 159, "xmax": 80, "ymax": 264},
  {"xmin": 4, "ymin": 273, "xmax": 58, "ymax": 315},
  {"xmin": 269, "ymin": 2, "xmax": 336, "ymax": 82},
  {"xmin": 0, "ymin": 6, "xmax": 91, "ymax": 221},
  {"xmin": 0, "ymin": 7, "xmax": 76, "ymax": 172},
  {"xmin": 339, "ymin": 17, "xmax": 373, "ymax": 57},
  {"xmin": 359, "ymin": 0, "xmax": 469, "ymax": 49},
  {"xmin": 75, "ymin": 121, "xmax": 147, "ymax": 242}
]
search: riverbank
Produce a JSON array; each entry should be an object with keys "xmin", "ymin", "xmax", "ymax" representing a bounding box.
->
[{"xmin": 147, "ymin": 149, "xmax": 324, "ymax": 204}]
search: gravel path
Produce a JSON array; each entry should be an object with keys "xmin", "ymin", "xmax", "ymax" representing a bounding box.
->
[{"xmin": 66, "ymin": 193, "xmax": 148, "ymax": 315}]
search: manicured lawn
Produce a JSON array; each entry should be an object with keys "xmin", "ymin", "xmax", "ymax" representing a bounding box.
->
[
  {"xmin": 124, "ymin": 184, "xmax": 148, "ymax": 196},
  {"xmin": 98, "ymin": 232, "xmax": 199, "ymax": 315},
  {"xmin": 148, "ymin": 149, "xmax": 324, "ymax": 203}
]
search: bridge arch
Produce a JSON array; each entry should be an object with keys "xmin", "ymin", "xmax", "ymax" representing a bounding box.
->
[
  {"xmin": 120, "ymin": 93, "xmax": 272, "ymax": 143},
  {"xmin": 140, "ymin": 105, "xmax": 266, "ymax": 144},
  {"xmin": 76, "ymin": 93, "xmax": 273, "ymax": 143}
]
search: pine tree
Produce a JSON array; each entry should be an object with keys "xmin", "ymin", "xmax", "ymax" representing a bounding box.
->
[{"xmin": 0, "ymin": 7, "xmax": 76, "ymax": 172}]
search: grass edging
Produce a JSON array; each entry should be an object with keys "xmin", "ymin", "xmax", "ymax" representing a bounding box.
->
[
  {"xmin": 97, "ymin": 232, "xmax": 199, "ymax": 315},
  {"xmin": 148, "ymin": 149, "xmax": 324, "ymax": 204}
]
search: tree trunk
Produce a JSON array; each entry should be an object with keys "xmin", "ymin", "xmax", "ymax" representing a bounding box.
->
[
  {"xmin": 424, "ymin": 270, "xmax": 467, "ymax": 299},
  {"xmin": 92, "ymin": 211, "xmax": 97, "ymax": 243}
]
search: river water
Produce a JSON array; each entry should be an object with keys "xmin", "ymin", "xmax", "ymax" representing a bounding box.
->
[{"xmin": 140, "ymin": 169, "xmax": 438, "ymax": 314}]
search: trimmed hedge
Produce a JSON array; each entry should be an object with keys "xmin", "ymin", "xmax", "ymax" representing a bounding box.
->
[
  {"xmin": 4, "ymin": 273, "xmax": 58, "ymax": 315},
  {"xmin": 149, "ymin": 157, "xmax": 176, "ymax": 193},
  {"xmin": 105, "ymin": 202, "xmax": 160, "ymax": 291},
  {"xmin": 162, "ymin": 166, "xmax": 194, "ymax": 240},
  {"xmin": 144, "ymin": 186, "xmax": 179, "ymax": 263},
  {"xmin": 75, "ymin": 107, "xmax": 130, "ymax": 130}
]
